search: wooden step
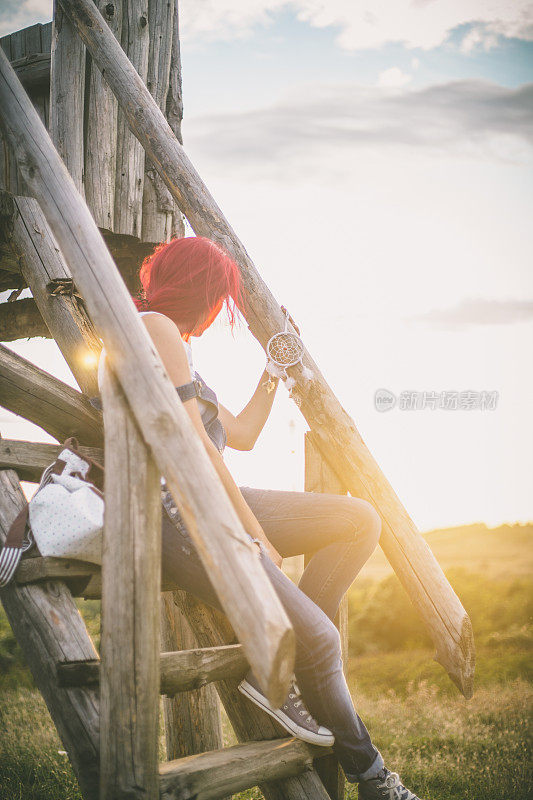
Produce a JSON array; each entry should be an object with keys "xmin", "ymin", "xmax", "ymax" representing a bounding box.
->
[
  {"xmin": 15, "ymin": 556, "xmax": 178, "ymax": 598},
  {"xmin": 57, "ymin": 644, "xmax": 248, "ymax": 695},
  {"xmin": 159, "ymin": 736, "xmax": 333, "ymax": 799}
]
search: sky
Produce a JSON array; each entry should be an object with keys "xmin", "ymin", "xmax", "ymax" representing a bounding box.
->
[{"xmin": 1, "ymin": 1, "xmax": 532, "ymax": 532}]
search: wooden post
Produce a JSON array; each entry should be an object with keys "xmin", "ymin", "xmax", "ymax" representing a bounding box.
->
[
  {"xmin": 114, "ymin": 0, "xmax": 149, "ymax": 236},
  {"xmin": 1, "ymin": 192, "xmax": 101, "ymax": 396},
  {"xmin": 0, "ymin": 470, "xmax": 100, "ymax": 799},
  {"xmin": 50, "ymin": 0, "xmax": 85, "ymax": 193},
  {"xmin": 57, "ymin": 0, "xmax": 474, "ymax": 695},
  {"xmin": 85, "ymin": 0, "xmax": 122, "ymax": 231},
  {"xmin": 160, "ymin": 594, "xmax": 225, "ymax": 760},
  {"xmin": 304, "ymin": 433, "xmax": 347, "ymax": 800},
  {"xmin": 0, "ymin": 48, "xmax": 295, "ymax": 709},
  {"xmin": 141, "ymin": 0, "xmax": 176, "ymax": 243},
  {"xmin": 99, "ymin": 361, "xmax": 161, "ymax": 798}
]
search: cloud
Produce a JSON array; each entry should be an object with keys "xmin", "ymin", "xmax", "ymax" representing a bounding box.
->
[
  {"xmin": 185, "ymin": 79, "xmax": 533, "ymax": 179},
  {"xmin": 177, "ymin": 0, "xmax": 533, "ymax": 50},
  {"xmin": 409, "ymin": 298, "xmax": 533, "ymax": 328},
  {"xmin": 377, "ymin": 67, "xmax": 412, "ymax": 88},
  {"xmin": 2, "ymin": 0, "xmax": 532, "ymax": 50},
  {"xmin": 0, "ymin": 0, "xmax": 51, "ymax": 37}
]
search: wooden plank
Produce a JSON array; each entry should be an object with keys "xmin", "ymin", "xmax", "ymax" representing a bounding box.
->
[
  {"xmin": 0, "ymin": 344, "xmax": 103, "ymax": 445},
  {"xmin": 159, "ymin": 736, "xmax": 332, "ymax": 800},
  {"xmin": 304, "ymin": 433, "xmax": 347, "ymax": 800},
  {"xmin": 0, "ymin": 438, "xmax": 103, "ymax": 482},
  {"xmin": 0, "ymin": 470, "xmax": 100, "ymax": 799},
  {"xmin": 57, "ymin": 643, "xmax": 248, "ymax": 693},
  {"xmin": 141, "ymin": 0, "xmax": 175, "ymax": 243},
  {"xmin": 0, "ymin": 50, "xmax": 296, "ymax": 709},
  {"xmin": 50, "ymin": 3, "xmax": 85, "ymax": 192},
  {"xmin": 6, "ymin": 193, "xmax": 101, "ymax": 396},
  {"xmin": 160, "ymin": 593, "xmax": 225, "ymax": 760},
  {"xmin": 56, "ymin": 0, "xmax": 474, "ymax": 696},
  {"xmin": 99, "ymin": 361, "xmax": 161, "ymax": 799},
  {"xmin": 114, "ymin": 0, "xmax": 149, "ymax": 236},
  {"xmin": 85, "ymin": 0, "xmax": 122, "ymax": 231},
  {"xmin": 14, "ymin": 555, "xmax": 181, "ymax": 598},
  {"xmin": 172, "ymin": 590, "xmax": 332, "ymax": 800},
  {"xmin": 11, "ymin": 53, "xmax": 50, "ymax": 87},
  {"xmin": 0, "ymin": 297, "xmax": 49, "ymax": 341}
]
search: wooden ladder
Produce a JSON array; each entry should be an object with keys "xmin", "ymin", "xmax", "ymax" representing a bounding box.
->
[{"xmin": 0, "ymin": 192, "xmax": 347, "ymax": 799}]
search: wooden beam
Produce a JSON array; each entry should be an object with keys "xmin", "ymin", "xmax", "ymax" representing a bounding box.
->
[
  {"xmin": 50, "ymin": 1, "xmax": 85, "ymax": 193},
  {"xmin": 0, "ymin": 438, "xmax": 103, "ymax": 482},
  {"xmin": 85, "ymin": 0, "xmax": 122, "ymax": 230},
  {"xmin": 0, "ymin": 470, "xmax": 100, "ymax": 799},
  {"xmin": 114, "ymin": 0, "xmax": 149, "ymax": 236},
  {"xmin": 99, "ymin": 362, "xmax": 161, "ymax": 798},
  {"xmin": 0, "ymin": 298, "xmax": 49, "ymax": 341},
  {"xmin": 14, "ymin": 555, "xmax": 180, "ymax": 598},
  {"xmin": 57, "ymin": 0, "xmax": 474, "ymax": 696},
  {"xmin": 0, "ymin": 50, "xmax": 295, "ymax": 709},
  {"xmin": 160, "ymin": 592, "xmax": 226, "ymax": 762},
  {"xmin": 5, "ymin": 193, "xmax": 102, "ymax": 396},
  {"xmin": 57, "ymin": 643, "xmax": 248, "ymax": 694},
  {"xmin": 141, "ymin": 0, "xmax": 175, "ymax": 243},
  {"xmin": 0, "ymin": 344, "xmax": 103, "ymax": 445},
  {"xmin": 11, "ymin": 53, "xmax": 50, "ymax": 88},
  {"xmin": 159, "ymin": 736, "xmax": 332, "ymax": 800}
]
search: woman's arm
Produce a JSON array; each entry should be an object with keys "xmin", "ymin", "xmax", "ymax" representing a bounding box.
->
[
  {"xmin": 140, "ymin": 314, "xmax": 283, "ymax": 567},
  {"xmin": 217, "ymin": 368, "xmax": 280, "ymax": 451}
]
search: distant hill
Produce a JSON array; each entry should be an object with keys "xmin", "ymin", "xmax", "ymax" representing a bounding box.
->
[{"xmin": 357, "ymin": 522, "xmax": 532, "ymax": 582}]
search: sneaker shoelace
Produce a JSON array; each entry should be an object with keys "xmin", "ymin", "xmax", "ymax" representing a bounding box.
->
[
  {"xmin": 377, "ymin": 769, "xmax": 418, "ymax": 800},
  {"xmin": 288, "ymin": 680, "xmax": 313, "ymax": 724}
]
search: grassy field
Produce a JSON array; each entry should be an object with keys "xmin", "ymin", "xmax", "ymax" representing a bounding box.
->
[{"xmin": 1, "ymin": 522, "xmax": 531, "ymax": 799}]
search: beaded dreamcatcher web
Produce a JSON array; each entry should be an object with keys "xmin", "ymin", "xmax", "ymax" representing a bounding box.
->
[{"xmin": 263, "ymin": 307, "xmax": 314, "ymax": 404}]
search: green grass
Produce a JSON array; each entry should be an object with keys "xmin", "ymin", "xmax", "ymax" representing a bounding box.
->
[
  {"xmin": 1, "ymin": 522, "xmax": 532, "ymax": 798},
  {"xmin": 1, "ymin": 649, "xmax": 531, "ymax": 800}
]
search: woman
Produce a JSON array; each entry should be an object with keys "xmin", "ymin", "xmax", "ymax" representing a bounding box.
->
[{"xmin": 126, "ymin": 236, "xmax": 425, "ymax": 800}]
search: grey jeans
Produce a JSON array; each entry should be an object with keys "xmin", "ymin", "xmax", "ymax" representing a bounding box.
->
[{"xmin": 160, "ymin": 485, "xmax": 385, "ymax": 782}]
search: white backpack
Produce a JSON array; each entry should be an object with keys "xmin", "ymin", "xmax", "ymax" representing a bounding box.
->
[{"xmin": 0, "ymin": 438, "xmax": 105, "ymax": 587}]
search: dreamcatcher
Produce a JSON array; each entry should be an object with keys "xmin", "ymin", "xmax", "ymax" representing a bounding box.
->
[{"xmin": 262, "ymin": 306, "xmax": 314, "ymax": 405}]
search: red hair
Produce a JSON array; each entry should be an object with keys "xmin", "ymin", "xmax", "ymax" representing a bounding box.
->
[{"xmin": 133, "ymin": 236, "xmax": 246, "ymax": 341}]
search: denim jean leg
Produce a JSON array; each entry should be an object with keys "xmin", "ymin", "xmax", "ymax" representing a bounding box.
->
[{"xmin": 252, "ymin": 538, "xmax": 384, "ymax": 781}]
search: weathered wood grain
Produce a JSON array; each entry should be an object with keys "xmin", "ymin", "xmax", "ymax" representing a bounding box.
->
[
  {"xmin": 0, "ymin": 470, "xmax": 100, "ymax": 799},
  {"xmin": 114, "ymin": 0, "xmax": 148, "ymax": 236},
  {"xmin": 159, "ymin": 736, "xmax": 331, "ymax": 800},
  {"xmin": 141, "ymin": 0, "xmax": 175, "ymax": 243},
  {"xmin": 57, "ymin": 643, "xmax": 248, "ymax": 693},
  {"xmin": 85, "ymin": 0, "xmax": 122, "ymax": 231},
  {"xmin": 5, "ymin": 192, "xmax": 101, "ymax": 396},
  {"xmin": 0, "ymin": 344, "xmax": 103, "ymax": 445},
  {"xmin": 50, "ymin": 2, "xmax": 85, "ymax": 193},
  {"xmin": 0, "ymin": 297, "xmax": 49, "ymax": 341},
  {"xmin": 0, "ymin": 49, "xmax": 295, "ymax": 708},
  {"xmin": 160, "ymin": 592, "xmax": 226, "ymax": 761},
  {"xmin": 57, "ymin": 0, "xmax": 474, "ymax": 696},
  {"xmin": 99, "ymin": 362, "xmax": 161, "ymax": 799},
  {"xmin": 0, "ymin": 438, "xmax": 103, "ymax": 482}
]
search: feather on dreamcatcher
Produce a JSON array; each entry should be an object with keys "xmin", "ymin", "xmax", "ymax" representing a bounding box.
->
[{"xmin": 262, "ymin": 307, "xmax": 314, "ymax": 405}]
